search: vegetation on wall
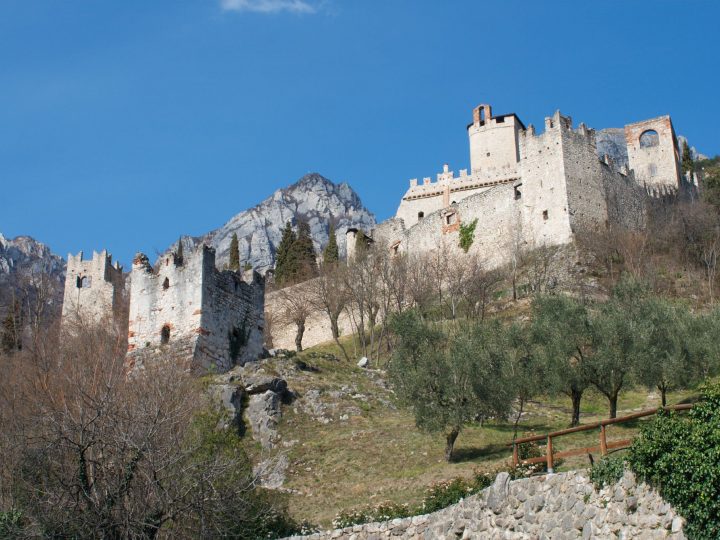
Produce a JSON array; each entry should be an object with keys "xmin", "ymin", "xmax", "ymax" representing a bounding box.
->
[
  {"xmin": 229, "ymin": 232, "xmax": 241, "ymax": 271},
  {"xmin": 458, "ymin": 218, "xmax": 478, "ymax": 253}
]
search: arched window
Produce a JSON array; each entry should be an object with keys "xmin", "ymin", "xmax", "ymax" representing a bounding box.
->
[
  {"xmin": 160, "ymin": 325, "xmax": 171, "ymax": 345},
  {"xmin": 417, "ymin": 211, "xmax": 424, "ymax": 220},
  {"xmin": 76, "ymin": 276, "xmax": 91, "ymax": 289},
  {"xmin": 639, "ymin": 130, "xmax": 659, "ymax": 148},
  {"xmin": 162, "ymin": 277, "xmax": 170, "ymax": 290}
]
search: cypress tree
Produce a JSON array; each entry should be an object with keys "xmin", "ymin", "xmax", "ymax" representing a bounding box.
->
[
  {"xmin": 1, "ymin": 300, "xmax": 21, "ymax": 354},
  {"xmin": 323, "ymin": 223, "xmax": 340, "ymax": 264},
  {"xmin": 682, "ymin": 140, "xmax": 694, "ymax": 175},
  {"xmin": 229, "ymin": 233, "xmax": 240, "ymax": 271},
  {"xmin": 274, "ymin": 221, "xmax": 297, "ymax": 284},
  {"xmin": 292, "ymin": 219, "xmax": 318, "ymax": 280},
  {"xmin": 176, "ymin": 237, "xmax": 184, "ymax": 265}
]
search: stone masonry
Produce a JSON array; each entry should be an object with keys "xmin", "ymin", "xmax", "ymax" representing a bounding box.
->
[
  {"xmin": 61, "ymin": 250, "xmax": 125, "ymax": 327},
  {"xmin": 289, "ymin": 470, "xmax": 685, "ymax": 540},
  {"xmin": 126, "ymin": 244, "xmax": 264, "ymax": 372},
  {"xmin": 370, "ymin": 105, "xmax": 666, "ymax": 268}
]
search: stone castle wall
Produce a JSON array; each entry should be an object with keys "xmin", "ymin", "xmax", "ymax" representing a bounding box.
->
[
  {"xmin": 126, "ymin": 245, "xmax": 264, "ymax": 372},
  {"xmin": 626, "ymin": 116, "xmax": 681, "ymax": 190},
  {"xmin": 265, "ymin": 279, "xmax": 355, "ymax": 352},
  {"xmin": 289, "ymin": 470, "xmax": 685, "ymax": 540},
  {"xmin": 61, "ymin": 250, "xmax": 125, "ymax": 327}
]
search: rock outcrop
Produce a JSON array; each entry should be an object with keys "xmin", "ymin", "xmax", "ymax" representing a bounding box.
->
[
  {"xmin": 0, "ymin": 233, "xmax": 65, "ymax": 318},
  {"xmin": 170, "ymin": 173, "xmax": 376, "ymax": 273},
  {"xmin": 289, "ymin": 470, "xmax": 685, "ymax": 539}
]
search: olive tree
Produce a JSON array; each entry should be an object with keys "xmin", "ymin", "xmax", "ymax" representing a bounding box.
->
[
  {"xmin": 531, "ymin": 295, "xmax": 593, "ymax": 427},
  {"xmin": 388, "ymin": 312, "xmax": 512, "ymax": 461}
]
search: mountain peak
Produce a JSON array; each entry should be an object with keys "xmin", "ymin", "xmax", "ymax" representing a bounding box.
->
[{"xmin": 173, "ymin": 174, "xmax": 376, "ymax": 273}]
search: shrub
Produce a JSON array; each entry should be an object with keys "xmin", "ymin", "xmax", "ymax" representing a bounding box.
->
[
  {"xmin": 332, "ymin": 502, "xmax": 410, "ymax": 529},
  {"xmin": 458, "ymin": 219, "xmax": 478, "ymax": 253},
  {"xmin": 0, "ymin": 510, "xmax": 27, "ymax": 537},
  {"xmin": 589, "ymin": 457, "xmax": 625, "ymax": 489},
  {"xmin": 420, "ymin": 478, "xmax": 476, "ymax": 513},
  {"xmin": 629, "ymin": 384, "xmax": 720, "ymax": 539}
]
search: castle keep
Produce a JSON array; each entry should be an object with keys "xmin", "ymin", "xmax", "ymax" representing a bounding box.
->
[
  {"xmin": 61, "ymin": 250, "xmax": 126, "ymax": 327},
  {"xmin": 369, "ymin": 104, "xmax": 685, "ymax": 266},
  {"xmin": 126, "ymin": 245, "xmax": 265, "ymax": 372}
]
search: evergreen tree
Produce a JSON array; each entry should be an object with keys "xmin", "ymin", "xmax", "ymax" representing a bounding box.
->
[
  {"xmin": 229, "ymin": 233, "xmax": 240, "ymax": 271},
  {"xmin": 291, "ymin": 219, "xmax": 318, "ymax": 280},
  {"xmin": 322, "ymin": 223, "xmax": 340, "ymax": 265},
  {"xmin": 1, "ymin": 300, "xmax": 21, "ymax": 354},
  {"xmin": 176, "ymin": 237, "xmax": 184, "ymax": 265},
  {"xmin": 682, "ymin": 140, "xmax": 694, "ymax": 175},
  {"xmin": 274, "ymin": 221, "xmax": 297, "ymax": 285}
]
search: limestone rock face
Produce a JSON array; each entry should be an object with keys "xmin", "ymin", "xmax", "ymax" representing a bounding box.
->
[
  {"xmin": 0, "ymin": 233, "xmax": 65, "ymax": 318},
  {"xmin": 171, "ymin": 173, "xmax": 376, "ymax": 274}
]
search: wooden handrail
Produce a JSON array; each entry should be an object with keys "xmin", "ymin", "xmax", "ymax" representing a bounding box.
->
[{"xmin": 509, "ymin": 403, "xmax": 693, "ymax": 472}]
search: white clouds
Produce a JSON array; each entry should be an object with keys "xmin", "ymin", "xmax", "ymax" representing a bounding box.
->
[{"xmin": 220, "ymin": 0, "xmax": 317, "ymax": 14}]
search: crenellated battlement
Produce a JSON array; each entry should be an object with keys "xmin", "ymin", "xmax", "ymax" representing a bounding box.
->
[
  {"xmin": 61, "ymin": 249, "xmax": 126, "ymax": 328},
  {"xmin": 126, "ymin": 244, "xmax": 264, "ymax": 373}
]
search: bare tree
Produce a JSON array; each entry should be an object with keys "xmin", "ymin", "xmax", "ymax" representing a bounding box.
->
[
  {"xmin": 275, "ymin": 285, "xmax": 315, "ymax": 352},
  {"xmin": 0, "ymin": 325, "xmax": 290, "ymax": 538},
  {"xmin": 463, "ymin": 254, "xmax": 503, "ymax": 321},
  {"xmin": 309, "ymin": 262, "xmax": 351, "ymax": 360}
]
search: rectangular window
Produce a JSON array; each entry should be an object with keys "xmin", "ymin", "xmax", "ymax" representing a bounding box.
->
[{"xmin": 543, "ymin": 210, "xmax": 549, "ymax": 221}]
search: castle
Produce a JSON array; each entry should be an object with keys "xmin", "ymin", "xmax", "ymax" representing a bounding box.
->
[
  {"xmin": 61, "ymin": 245, "xmax": 265, "ymax": 373},
  {"xmin": 61, "ymin": 250, "xmax": 126, "ymax": 327},
  {"xmin": 353, "ymin": 104, "xmax": 690, "ymax": 267}
]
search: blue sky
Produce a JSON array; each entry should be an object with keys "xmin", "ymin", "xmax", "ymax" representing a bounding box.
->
[{"xmin": 2, "ymin": 0, "xmax": 718, "ymax": 266}]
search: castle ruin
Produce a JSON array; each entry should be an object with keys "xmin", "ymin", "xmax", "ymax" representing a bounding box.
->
[
  {"xmin": 365, "ymin": 104, "xmax": 688, "ymax": 267},
  {"xmin": 61, "ymin": 250, "xmax": 126, "ymax": 327},
  {"xmin": 125, "ymin": 245, "xmax": 265, "ymax": 372}
]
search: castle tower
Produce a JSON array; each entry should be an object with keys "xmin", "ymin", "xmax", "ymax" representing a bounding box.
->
[
  {"xmin": 126, "ymin": 244, "xmax": 265, "ymax": 373},
  {"xmin": 467, "ymin": 103, "xmax": 525, "ymax": 178},
  {"xmin": 61, "ymin": 250, "xmax": 125, "ymax": 327},
  {"xmin": 625, "ymin": 116, "xmax": 681, "ymax": 191}
]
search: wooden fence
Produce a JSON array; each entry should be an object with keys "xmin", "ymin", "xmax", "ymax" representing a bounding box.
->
[{"xmin": 509, "ymin": 403, "xmax": 693, "ymax": 473}]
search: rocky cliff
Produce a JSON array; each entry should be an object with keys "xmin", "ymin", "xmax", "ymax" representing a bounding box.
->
[
  {"xmin": 172, "ymin": 173, "xmax": 376, "ymax": 273},
  {"xmin": 0, "ymin": 233, "xmax": 65, "ymax": 316}
]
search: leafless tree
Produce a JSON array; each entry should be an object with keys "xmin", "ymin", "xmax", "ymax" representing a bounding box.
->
[
  {"xmin": 309, "ymin": 262, "xmax": 351, "ymax": 360},
  {"xmin": 0, "ymin": 325, "xmax": 287, "ymax": 538},
  {"xmin": 275, "ymin": 285, "xmax": 315, "ymax": 352}
]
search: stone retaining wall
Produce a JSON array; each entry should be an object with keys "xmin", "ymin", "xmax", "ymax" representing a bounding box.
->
[{"xmin": 288, "ymin": 470, "xmax": 684, "ymax": 539}]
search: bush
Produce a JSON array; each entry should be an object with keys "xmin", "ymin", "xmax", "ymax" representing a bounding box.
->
[
  {"xmin": 0, "ymin": 510, "xmax": 27, "ymax": 537},
  {"xmin": 629, "ymin": 384, "xmax": 720, "ymax": 539},
  {"xmin": 332, "ymin": 501, "xmax": 410, "ymax": 529},
  {"xmin": 333, "ymin": 470, "xmax": 496, "ymax": 527},
  {"xmin": 589, "ymin": 457, "xmax": 625, "ymax": 489}
]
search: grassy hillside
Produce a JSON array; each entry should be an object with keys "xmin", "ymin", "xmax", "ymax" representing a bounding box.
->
[{"xmin": 258, "ymin": 338, "xmax": 700, "ymax": 527}]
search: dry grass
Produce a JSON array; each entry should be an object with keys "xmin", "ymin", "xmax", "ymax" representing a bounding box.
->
[{"xmin": 258, "ymin": 338, "xmax": 700, "ymax": 527}]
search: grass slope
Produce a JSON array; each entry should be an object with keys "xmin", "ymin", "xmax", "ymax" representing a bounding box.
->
[{"xmin": 260, "ymin": 339, "xmax": 698, "ymax": 527}]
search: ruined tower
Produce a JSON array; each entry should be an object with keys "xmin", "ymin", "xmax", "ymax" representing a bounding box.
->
[
  {"xmin": 61, "ymin": 250, "xmax": 125, "ymax": 327},
  {"xmin": 126, "ymin": 244, "xmax": 265, "ymax": 373},
  {"xmin": 625, "ymin": 116, "xmax": 682, "ymax": 193}
]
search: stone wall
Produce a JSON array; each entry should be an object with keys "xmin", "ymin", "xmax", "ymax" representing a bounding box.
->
[
  {"xmin": 126, "ymin": 245, "xmax": 264, "ymax": 372},
  {"xmin": 626, "ymin": 116, "xmax": 681, "ymax": 190},
  {"xmin": 61, "ymin": 250, "xmax": 125, "ymax": 327},
  {"xmin": 289, "ymin": 470, "xmax": 685, "ymax": 540},
  {"xmin": 265, "ymin": 279, "xmax": 355, "ymax": 351}
]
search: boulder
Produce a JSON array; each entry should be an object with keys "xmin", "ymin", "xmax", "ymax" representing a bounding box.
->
[
  {"xmin": 246, "ymin": 390, "xmax": 282, "ymax": 449},
  {"xmin": 357, "ymin": 357, "xmax": 368, "ymax": 368}
]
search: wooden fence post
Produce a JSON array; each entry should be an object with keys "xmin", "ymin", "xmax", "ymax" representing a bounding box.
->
[
  {"xmin": 512, "ymin": 442, "xmax": 519, "ymax": 467},
  {"xmin": 600, "ymin": 424, "xmax": 608, "ymax": 456},
  {"xmin": 546, "ymin": 435, "xmax": 554, "ymax": 473}
]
